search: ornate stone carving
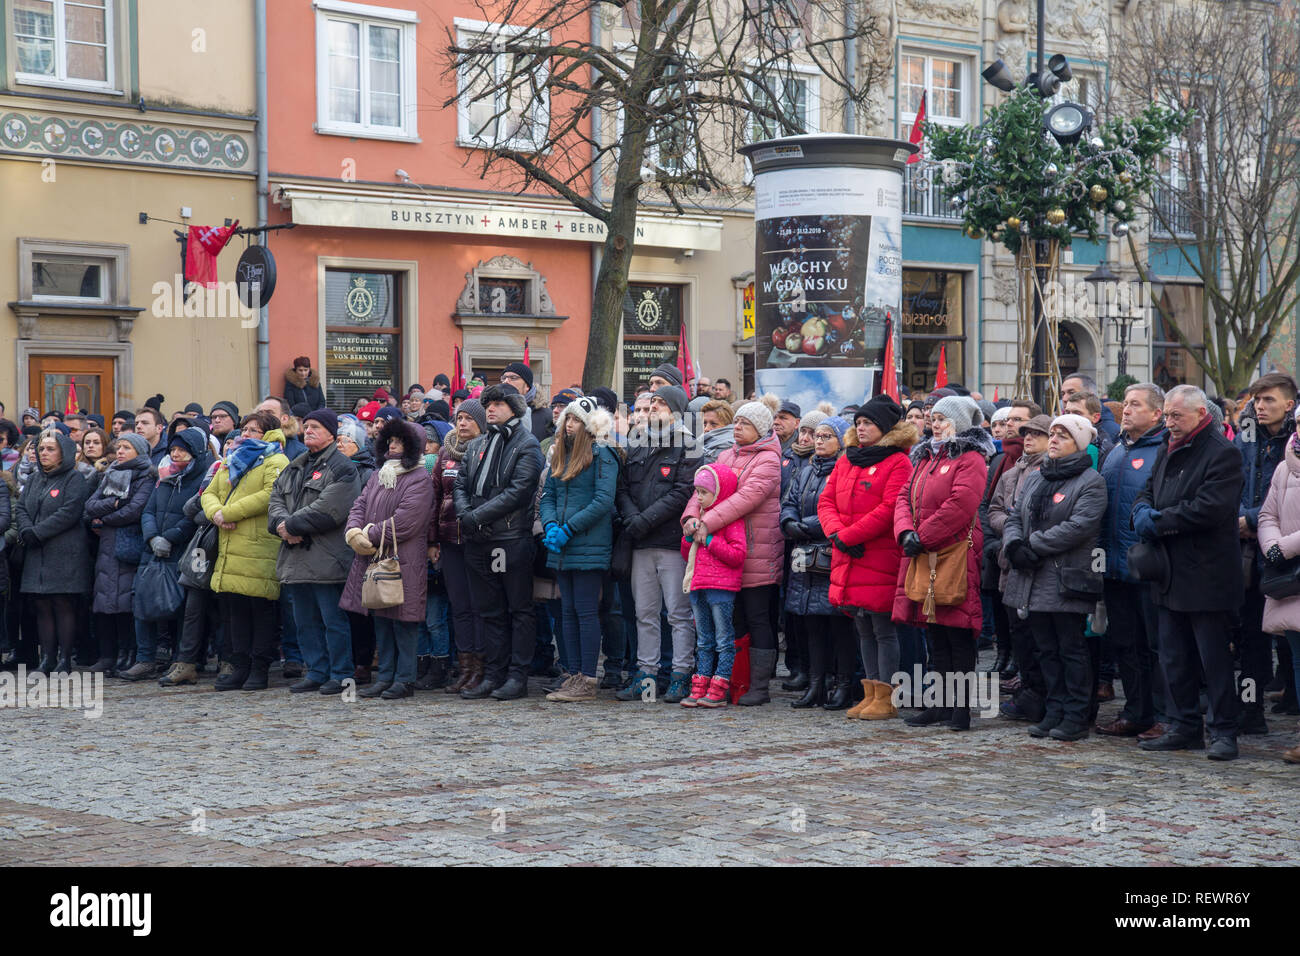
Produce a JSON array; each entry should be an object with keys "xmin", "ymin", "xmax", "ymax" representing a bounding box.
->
[
  {"xmin": 899, "ymin": 0, "xmax": 978, "ymax": 27},
  {"xmin": 454, "ymin": 256, "xmax": 557, "ymax": 316},
  {"xmin": 993, "ymin": 268, "xmax": 1019, "ymax": 307},
  {"xmin": 456, "ymin": 272, "xmax": 477, "ymax": 313}
]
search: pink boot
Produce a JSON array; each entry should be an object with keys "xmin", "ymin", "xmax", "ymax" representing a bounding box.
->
[
  {"xmin": 698, "ymin": 676, "xmax": 731, "ymax": 708},
  {"xmin": 681, "ymin": 674, "xmax": 711, "ymax": 707}
]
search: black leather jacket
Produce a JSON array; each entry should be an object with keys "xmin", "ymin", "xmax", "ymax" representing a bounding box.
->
[{"xmin": 453, "ymin": 421, "xmax": 543, "ymax": 542}]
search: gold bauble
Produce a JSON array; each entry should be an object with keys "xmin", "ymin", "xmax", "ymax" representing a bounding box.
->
[
  {"xmin": 1046, "ymin": 208, "xmax": 1066, "ymax": 225},
  {"xmin": 1006, "ymin": 216, "xmax": 1021, "ymax": 230},
  {"xmin": 966, "ymin": 225, "xmax": 984, "ymax": 239},
  {"xmin": 1089, "ymin": 184, "xmax": 1109, "ymax": 203},
  {"xmin": 1118, "ymin": 170, "xmax": 1133, "ymax": 184}
]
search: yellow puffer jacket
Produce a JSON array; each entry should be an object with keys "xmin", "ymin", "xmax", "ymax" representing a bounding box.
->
[{"xmin": 201, "ymin": 429, "xmax": 290, "ymax": 600}]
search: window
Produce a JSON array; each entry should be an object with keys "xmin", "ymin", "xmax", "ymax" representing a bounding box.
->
[
  {"xmin": 1153, "ymin": 141, "xmax": 1195, "ymax": 237},
  {"xmin": 32, "ymin": 253, "xmax": 111, "ymax": 303},
  {"xmin": 456, "ymin": 18, "xmax": 550, "ymax": 152},
  {"xmin": 749, "ymin": 64, "xmax": 820, "ymax": 141},
  {"xmin": 13, "ymin": 0, "xmax": 115, "ymax": 91},
  {"xmin": 315, "ymin": 1, "xmax": 418, "ymax": 141},
  {"xmin": 1151, "ymin": 283, "xmax": 1206, "ymax": 390},
  {"xmin": 622, "ymin": 283, "xmax": 684, "ymax": 400},
  {"xmin": 900, "ymin": 51, "xmax": 969, "ymax": 220},
  {"xmin": 617, "ymin": 57, "xmax": 696, "ymax": 175},
  {"xmin": 324, "ymin": 270, "xmax": 402, "ymax": 413},
  {"xmin": 900, "ymin": 269, "xmax": 966, "ymax": 391}
]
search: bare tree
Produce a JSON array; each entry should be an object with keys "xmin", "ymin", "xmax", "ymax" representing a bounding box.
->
[
  {"xmin": 444, "ymin": 0, "xmax": 890, "ymax": 391},
  {"xmin": 1109, "ymin": 0, "xmax": 1300, "ymax": 396}
]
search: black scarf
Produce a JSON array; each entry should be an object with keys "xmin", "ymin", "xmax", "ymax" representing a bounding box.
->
[
  {"xmin": 473, "ymin": 417, "xmax": 519, "ymax": 497},
  {"xmin": 847, "ymin": 443, "xmax": 907, "ymax": 468},
  {"xmin": 1027, "ymin": 451, "xmax": 1091, "ymax": 525}
]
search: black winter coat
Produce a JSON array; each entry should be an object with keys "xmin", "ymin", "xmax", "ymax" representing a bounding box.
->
[
  {"xmin": 454, "ymin": 421, "xmax": 543, "ymax": 542},
  {"xmin": 267, "ymin": 443, "xmax": 361, "ymax": 584},
  {"xmin": 141, "ymin": 428, "xmax": 214, "ymax": 567},
  {"xmin": 616, "ymin": 423, "xmax": 700, "ymax": 551},
  {"xmin": 780, "ymin": 453, "xmax": 836, "ymax": 616},
  {"xmin": 15, "ymin": 432, "xmax": 92, "ymax": 595},
  {"xmin": 1134, "ymin": 420, "xmax": 1244, "ymax": 612},
  {"xmin": 84, "ymin": 455, "xmax": 155, "ymax": 614},
  {"xmin": 0, "ymin": 474, "xmax": 12, "ymax": 596}
]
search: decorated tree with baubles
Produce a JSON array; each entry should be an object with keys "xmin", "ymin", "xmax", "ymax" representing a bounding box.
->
[{"xmin": 924, "ymin": 87, "xmax": 1191, "ymax": 252}]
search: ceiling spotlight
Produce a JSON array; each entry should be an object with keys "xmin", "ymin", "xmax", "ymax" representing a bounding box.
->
[
  {"xmin": 981, "ymin": 60, "xmax": 1016, "ymax": 93},
  {"xmin": 1048, "ymin": 54, "xmax": 1072, "ymax": 85},
  {"xmin": 1044, "ymin": 102, "xmax": 1091, "ymax": 146}
]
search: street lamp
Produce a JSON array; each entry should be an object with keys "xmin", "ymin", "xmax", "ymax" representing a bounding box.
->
[
  {"xmin": 1085, "ymin": 259, "xmax": 1135, "ymax": 377},
  {"xmin": 981, "ymin": 60, "xmax": 1016, "ymax": 93}
]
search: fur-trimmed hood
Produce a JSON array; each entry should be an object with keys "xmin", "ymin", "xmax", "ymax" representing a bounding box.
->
[
  {"xmin": 377, "ymin": 417, "xmax": 424, "ymax": 470},
  {"xmin": 285, "ymin": 366, "xmax": 321, "ymax": 388},
  {"xmin": 911, "ymin": 426, "xmax": 995, "ymax": 463},
  {"xmin": 847, "ymin": 419, "xmax": 918, "ymax": 450}
]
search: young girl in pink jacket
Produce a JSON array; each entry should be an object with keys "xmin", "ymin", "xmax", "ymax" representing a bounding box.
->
[{"xmin": 680, "ymin": 464, "xmax": 747, "ymax": 707}]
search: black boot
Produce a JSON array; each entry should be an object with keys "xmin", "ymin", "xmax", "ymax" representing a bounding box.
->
[
  {"xmin": 737, "ymin": 648, "xmax": 777, "ymax": 706},
  {"xmin": 945, "ymin": 706, "xmax": 971, "ymax": 731},
  {"xmin": 781, "ymin": 671, "xmax": 810, "ymax": 692},
  {"xmin": 241, "ymin": 659, "xmax": 270, "ymax": 691},
  {"xmin": 991, "ymin": 643, "xmax": 1013, "ymax": 675},
  {"xmin": 791, "ymin": 676, "xmax": 825, "ymax": 709},
  {"xmin": 823, "ymin": 677, "xmax": 854, "ymax": 711},
  {"xmin": 215, "ymin": 659, "xmax": 250, "ymax": 691},
  {"xmin": 904, "ymin": 707, "xmax": 952, "ymax": 727},
  {"xmin": 54, "ymin": 653, "xmax": 74, "ymax": 675},
  {"xmin": 414, "ymin": 656, "xmax": 448, "ymax": 690}
]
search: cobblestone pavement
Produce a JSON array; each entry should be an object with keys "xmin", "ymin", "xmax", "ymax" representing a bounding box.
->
[{"xmin": 3, "ymin": 658, "xmax": 1297, "ymax": 866}]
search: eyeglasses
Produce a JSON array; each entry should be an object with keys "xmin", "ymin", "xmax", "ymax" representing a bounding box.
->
[{"xmin": 813, "ymin": 433, "xmax": 837, "ymax": 442}]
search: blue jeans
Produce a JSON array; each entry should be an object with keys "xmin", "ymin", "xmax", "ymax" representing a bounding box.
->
[
  {"xmin": 544, "ymin": 597, "xmax": 568, "ymax": 672},
  {"xmin": 691, "ymin": 589, "xmax": 736, "ymax": 680},
  {"xmin": 279, "ymin": 587, "xmax": 303, "ymax": 664},
  {"xmin": 134, "ymin": 613, "xmax": 181, "ymax": 663},
  {"xmin": 558, "ymin": 569, "xmax": 603, "ymax": 677},
  {"xmin": 374, "ymin": 616, "xmax": 420, "ymax": 684},
  {"xmin": 287, "ymin": 582, "xmax": 353, "ymax": 682},
  {"xmin": 420, "ymin": 588, "xmax": 450, "ymax": 657}
]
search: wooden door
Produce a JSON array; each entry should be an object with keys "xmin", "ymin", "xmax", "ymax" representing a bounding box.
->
[{"xmin": 28, "ymin": 356, "xmax": 115, "ymax": 419}]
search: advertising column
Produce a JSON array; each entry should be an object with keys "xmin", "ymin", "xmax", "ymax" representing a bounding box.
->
[{"xmin": 739, "ymin": 136, "xmax": 915, "ymax": 411}]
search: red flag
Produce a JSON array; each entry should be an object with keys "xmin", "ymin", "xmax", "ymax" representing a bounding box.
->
[
  {"xmin": 523, "ymin": 337, "xmax": 530, "ymax": 367},
  {"xmin": 452, "ymin": 345, "xmax": 465, "ymax": 393},
  {"xmin": 880, "ymin": 316, "xmax": 900, "ymax": 402},
  {"xmin": 185, "ymin": 221, "xmax": 239, "ymax": 288},
  {"xmin": 993, "ymin": 386, "xmax": 999, "ymax": 402},
  {"xmin": 935, "ymin": 343, "xmax": 949, "ymax": 388},
  {"xmin": 677, "ymin": 324, "xmax": 696, "ymax": 395},
  {"xmin": 65, "ymin": 378, "xmax": 79, "ymax": 416},
  {"xmin": 907, "ymin": 91, "xmax": 926, "ymax": 165}
]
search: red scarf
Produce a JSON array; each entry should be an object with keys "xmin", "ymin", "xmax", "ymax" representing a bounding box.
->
[{"xmin": 1167, "ymin": 412, "xmax": 1211, "ymax": 453}]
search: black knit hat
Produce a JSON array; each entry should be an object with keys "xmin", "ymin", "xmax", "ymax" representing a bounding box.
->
[
  {"xmin": 304, "ymin": 408, "xmax": 339, "ymax": 437},
  {"xmin": 855, "ymin": 394, "xmax": 904, "ymax": 434},
  {"xmin": 589, "ymin": 387, "xmax": 619, "ymax": 414},
  {"xmin": 502, "ymin": 362, "xmax": 534, "ymax": 389}
]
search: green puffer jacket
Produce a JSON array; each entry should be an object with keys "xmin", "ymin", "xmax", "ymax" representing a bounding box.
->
[
  {"xmin": 201, "ymin": 429, "xmax": 290, "ymax": 600},
  {"xmin": 538, "ymin": 442, "xmax": 620, "ymax": 571}
]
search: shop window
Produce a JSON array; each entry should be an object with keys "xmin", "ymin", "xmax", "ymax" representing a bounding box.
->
[
  {"xmin": 324, "ymin": 269, "xmax": 402, "ymax": 413},
  {"xmin": 315, "ymin": 1, "xmax": 419, "ymax": 141},
  {"xmin": 901, "ymin": 268, "xmax": 965, "ymax": 392},
  {"xmin": 622, "ymin": 283, "xmax": 683, "ymax": 400},
  {"xmin": 13, "ymin": 0, "xmax": 117, "ymax": 92}
]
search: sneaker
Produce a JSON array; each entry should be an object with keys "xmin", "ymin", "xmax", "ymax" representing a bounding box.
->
[
  {"xmin": 158, "ymin": 662, "xmax": 198, "ymax": 687},
  {"xmin": 680, "ymin": 674, "xmax": 711, "ymax": 708},
  {"xmin": 545, "ymin": 674, "xmax": 581, "ymax": 701},
  {"xmin": 547, "ymin": 674, "xmax": 598, "ymax": 702},
  {"xmin": 1206, "ymin": 736, "xmax": 1238, "ymax": 761},
  {"xmin": 697, "ymin": 676, "xmax": 730, "ymax": 708},
  {"xmin": 662, "ymin": 671, "xmax": 692, "ymax": 704},
  {"xmin": 614, "ymin": 670, "xmax": 654, "ymax": 702},
  {"xmin": 542, "ymin": 671, "xmax": 572, "ymax": 694},
  {"xmin": 599, "ymin": 669, "xmax": 625, "ymax": 690},
  {"xmin": 118, "ymin": 661, "xmax": 155, "ymax": 682}
]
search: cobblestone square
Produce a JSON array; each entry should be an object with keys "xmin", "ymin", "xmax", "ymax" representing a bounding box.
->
[{"xmin": 3, "ymin": 658, "xmax": 1297, "ymax": 866}]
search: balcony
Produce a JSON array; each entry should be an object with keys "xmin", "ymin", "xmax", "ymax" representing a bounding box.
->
[
  {"xmin": 903, "ymin": 165, "xmax": 963, "ymax": 222},
  {"xmin": 1150, "ymin": 180, "xmax": 1195, "ymax": 238}
]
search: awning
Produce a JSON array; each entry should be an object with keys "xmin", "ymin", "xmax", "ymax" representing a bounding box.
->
[{"xmin": 272, "ymin": 183, "xmax": 723, "ymax": 252}]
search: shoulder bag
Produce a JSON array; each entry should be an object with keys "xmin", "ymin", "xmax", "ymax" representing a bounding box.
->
[
  {"xmin": 903, "ymin": 462, "xmax": 975, "ymax": 622},
  {"xmin": 362, "ymin": 517, "xmax": 405, "ymax": 609}
]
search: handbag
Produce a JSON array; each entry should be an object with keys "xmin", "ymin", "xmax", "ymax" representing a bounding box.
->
[
  {"xmin": 114, "ymin": 523, "xmax": 145, "ymax": 564},
  {"xmin": 792, "ymin": 543, "xmax": 833, "ymax": 575},
  {"xmin": 178, "ymin": 522, "xmax": 219, "ymax": 590},
  {"xmin": 1058, "ymin": 563, "xmax": 1104, "ymax": 600},
  {"xmin": 361, "ymin": 517, "xmax": 405, "ymax": 609},
  {"xmin": 1260, "ymin": 554, "xmax": 1300, "ymax": 600},
  {"xmin": 132, "ymin": 554, "xmax": 185, "ymax": 622},
  {"xmin": 903, "ymin": 469, "xmax": 974, "ymax": 622}
]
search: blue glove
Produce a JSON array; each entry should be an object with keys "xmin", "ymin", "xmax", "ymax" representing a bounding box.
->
[
  {"xmin": 1132, "ymin": 505, "xmax": 1160, "ymax": 542},
  {"xmin": 552, "ymin": 523, "xmax": 573, "ymax": 549},
  {"xmin": 543, "ymin": 523, "xmax": 561, "ymax": 553}
]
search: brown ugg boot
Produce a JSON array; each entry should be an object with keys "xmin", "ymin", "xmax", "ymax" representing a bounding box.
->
[
  {"xmin": 845, "ymin": 679, "xmax": 875, "ymax": 719},
  {"xmin": 861, "ymin": 680, "xmax": 899, "ymax": 720}
]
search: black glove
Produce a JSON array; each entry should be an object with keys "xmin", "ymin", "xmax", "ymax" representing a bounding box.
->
[
  {"xmin": 899, "ymin": 530, "xmax": 924, "ymax": 557},
  {"xmin": 624, "ymin": 515, "xmax": 650, "ymax": 540},
  {"xmin": 782, "ymin": 519, "xmax": 807, "ymax": 541},
  {"xmin": 19, "ymin": 527, "xmax": 39, "ymax": 548},
  {"xmin": 830, "ymin": 533, "xmax": 865, "ymax": 559},
  {"xmin": 460, "ymin": 513, "xmax": 482, "ymax": 539},
  {"xmin": 1267, "ymin": 544, "xmax": 1287, "ymax": 567},
  {"xmin": 1007, "ymin": 540, "xmax": 1042, "ymax": 570}
]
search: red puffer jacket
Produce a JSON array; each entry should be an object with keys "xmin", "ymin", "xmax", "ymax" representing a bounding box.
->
[
  {"xmin": 818, "ymin": 421, "xmax": 917, "ymax": 613},
  {"xmin": 428, "ymin": 441, "xmax": 468, "ymax": 547},
  {"xmin": 891, "ymin": 430, "xmax": 992, "ymax": 631}
]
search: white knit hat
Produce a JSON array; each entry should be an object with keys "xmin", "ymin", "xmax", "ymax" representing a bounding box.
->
[
  {"xmin": 990, "ymin": 406, "xmax": 1012, "ymax": 424},
  {"xmin": 1051, "ymin": 413, "xmax": 1096, "ymax": 452},
  {"xmin": 561, "ymin": 396, "xmax": 614, "ymax": 442},
  {"xmin": 799, "ymin": 409, "xmax": 829, "ymax": 432},
  {"xmin": 734, "ymin": 400, "xmax": 774, "ymax": 437}
]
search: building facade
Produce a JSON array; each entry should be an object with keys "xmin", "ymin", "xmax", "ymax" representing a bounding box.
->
[{"xmin": 1, "ymin": 0, "xmax": 259, "ymax": 419}]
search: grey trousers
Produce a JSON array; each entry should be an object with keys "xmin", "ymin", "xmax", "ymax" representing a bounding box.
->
[
  {"xmin": 630, "ymin": 548, "xmax": 696, "ymax": 672},
  {"xmin": 854, "ymin": 609, "xmax": 899, "ymax": 682}
]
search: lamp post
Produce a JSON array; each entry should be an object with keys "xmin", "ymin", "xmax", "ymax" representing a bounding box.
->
[{"xmin": 1084, "ymin": 259, "xmax": 1128, "ymax": 378}]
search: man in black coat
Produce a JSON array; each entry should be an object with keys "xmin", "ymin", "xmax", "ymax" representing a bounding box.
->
[
  {"xmin": 1132, "ymin": 385, "xmax": 1245, "ymax": 760},
  {"xmin": 453, "ymin": 384, "xmax": 543, "ymax": 700}
]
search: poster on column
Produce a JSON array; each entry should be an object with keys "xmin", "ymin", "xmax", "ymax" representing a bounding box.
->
[{"xmin": 751, "ymin": 164, "xmax": 903, "ymax": 413}]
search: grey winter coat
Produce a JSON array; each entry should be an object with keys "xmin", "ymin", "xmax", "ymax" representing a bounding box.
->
[
  {"xmin": 84, "ymin": 455, "xmax": 155, "ymax": 614},
  {"xmin": 15, "ymin": 432, "xmax": 92, "ymax": 595},
  {"xmin": 1001, "ymin": 452, "xmax": 1108, "ymax": 614},
  {"xmin": 267, "ymin": 442, "xmax": 361, "ymax": 585}
]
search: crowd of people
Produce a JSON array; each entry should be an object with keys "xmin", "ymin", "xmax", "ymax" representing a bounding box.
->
[{"xmin": 1, "ymin": 354, "xmax": 1297, "ymax": 765}]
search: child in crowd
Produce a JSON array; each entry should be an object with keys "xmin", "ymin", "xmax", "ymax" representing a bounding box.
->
[{"xmin": 680, "ymin": 463, "xmax": 747, "ymax": 708}]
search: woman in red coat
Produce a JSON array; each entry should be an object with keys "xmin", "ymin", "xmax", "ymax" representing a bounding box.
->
[
  {"xmin": 893, "ymin": 395, "xmax": 994, "ymax": 731},
  {"xmin": 818, "ymin": 395, "xmax": 917, "ymax": 719}
]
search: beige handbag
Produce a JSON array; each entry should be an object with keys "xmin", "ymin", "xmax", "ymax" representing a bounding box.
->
[{"xmin": 361, "ymin": 517, "xmax": 404, "ymax": 609}]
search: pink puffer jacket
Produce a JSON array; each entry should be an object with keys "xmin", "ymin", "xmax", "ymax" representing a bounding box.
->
[
  {"xmin": 681, "ymin": 463, "xmax": 746, "ymax": 592},
  {"xmin": 1258, "ymin": 442, "xmax": 1300, "ymax": 635},
  {"xmin": 681, "ymin": 430, "xmax": 783, "ymax": 588}
]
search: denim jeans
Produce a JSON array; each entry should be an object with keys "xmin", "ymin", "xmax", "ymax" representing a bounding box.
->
[
  {"xmin": 288, "ymin": 581, "xmax": 353, "ymax": 682},
  {"xmin": 374, "ymin": 616, "xmax": 420, "ymax": 684},
  {"xmin": 558, "ymin": 569, "xmax": 604, "ymax": 677},
  {"xmin": 690, "ymin": 589, "xmax": 736, "ymax": 680},
  {"xmin": 134, "ymin": 613, "xmax": 181, "ymax": 663},
  {"xmin": 279, "ymin": 586, "xmax": 303, "ymax": 664},
  {"xmin": 545, "ymin": 597, "xmax": 568, "ymax": 673},
  {"xmin": 420, "ymin": 587, "xmax": 450, "ymax": 658}
]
